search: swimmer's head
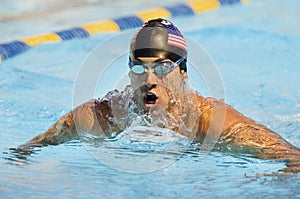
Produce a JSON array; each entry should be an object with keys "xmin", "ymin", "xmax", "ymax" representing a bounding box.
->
[
  {"xmin": 128, "ymin": 19, "xmax": 189, "ymax": 114},
  {"xmin": 129, "ymin": 18, "xmax": 187, "ymax": 73}
]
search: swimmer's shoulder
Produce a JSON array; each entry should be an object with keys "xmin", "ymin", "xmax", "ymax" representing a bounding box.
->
[{"xmin": 194, "ymin": 93, "xmax": 223, "ymax": 112}]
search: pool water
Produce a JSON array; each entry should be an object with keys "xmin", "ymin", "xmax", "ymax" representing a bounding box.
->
[{"xmin": 1, "ymin": 0, "xmax": 300, "ymax": 198}]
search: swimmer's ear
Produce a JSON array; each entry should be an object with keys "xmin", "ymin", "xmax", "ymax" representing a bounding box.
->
[{"xmin": 128, "ymin": 71, "xmax": 131, "ymax": 78}]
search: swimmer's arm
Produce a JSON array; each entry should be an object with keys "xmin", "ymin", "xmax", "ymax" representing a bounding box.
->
[
  {"xmin": 18, "ymin": 99, "xmax": 116, "ymax": 150},
  {"xmin": 18, "ymin": 110, "xmax": 78, "ymax": 149},
  {"xmin": 220, "ymin": 120, "xmax": 300, "ymax": 160},
  {"xmin": 220, "ymin": 120, "xmax": 300, "ymax": 172},
  {"xmin": 221, "ymin": 106, "xmax": 300, "ymax": 171},
  {"xmin": 198, "ymin": 97, "xmax": 300, "ymax": 171}
]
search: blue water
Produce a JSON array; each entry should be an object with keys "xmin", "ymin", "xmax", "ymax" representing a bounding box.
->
[{"xmin": 1, "ymin": 0, "xmax": 300, "ymax": 198}]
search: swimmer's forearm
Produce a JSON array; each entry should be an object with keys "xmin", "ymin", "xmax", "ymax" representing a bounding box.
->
[
  {"xmin": 220, "ymin": 122, "xmax": 300, "ymax": 160},
  {"xmin": 18, "ymin": 99, "xmax": 117, "ymax": 149},
  {"xmin": 220, "ymin": 122, "xmax": 300, "ymax": 172},
  {"xmin": 201, "ymin": 99, "xmax": 300, "ymax": 172},
  {"xmin": 19, "ymin": 111, "xmax": 78, "ymax": 149},
  {"xmin": 19, "ymin": 100, "xmax": 103, "ymax": 149}
]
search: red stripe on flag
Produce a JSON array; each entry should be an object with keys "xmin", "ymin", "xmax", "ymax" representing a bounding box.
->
[{"xmin": 167, "ymin": 34, "xmax": 187, "ymax": 51}]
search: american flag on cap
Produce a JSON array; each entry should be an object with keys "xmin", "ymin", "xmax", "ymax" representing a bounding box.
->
[
  {"xmin": 164, "ymin": 22, "xmax": 187, "ymax": 52},
  {"xmin": 130, "ymin": 19, "xmax": 187, "ymax": 52}
]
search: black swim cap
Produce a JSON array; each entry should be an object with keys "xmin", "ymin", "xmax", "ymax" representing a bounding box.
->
[{"xmin": 130, "ymin": 18, "xmax": 187, "ymax": 72}]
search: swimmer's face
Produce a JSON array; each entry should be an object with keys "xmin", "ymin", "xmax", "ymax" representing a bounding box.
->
[{"xmin": 129, "ymin": 57, "xmax": 187, "ymax": 113}]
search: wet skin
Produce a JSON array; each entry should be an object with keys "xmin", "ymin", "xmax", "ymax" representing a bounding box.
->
[
  {"xmin": 129, "ymin": 57, "xmax": 187, "ymax": 113},
  {"xmin": 17, "ymin": 57, "xmax": 300, "ymax": 172}
]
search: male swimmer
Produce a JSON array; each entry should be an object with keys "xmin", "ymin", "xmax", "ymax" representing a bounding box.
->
[{"xmin": 19, "ymin": 18, "xmax": 300, "ymax": 172}]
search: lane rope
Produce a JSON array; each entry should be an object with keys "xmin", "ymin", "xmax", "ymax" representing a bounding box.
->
[{"xmin": 0, "ymin": 0, "xmax": 249, "ymax": 63}]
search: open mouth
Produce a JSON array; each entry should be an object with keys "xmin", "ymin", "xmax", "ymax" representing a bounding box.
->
[{"xmin": 144, "ymin": 92, "xmax": 159, "ymax": 108}]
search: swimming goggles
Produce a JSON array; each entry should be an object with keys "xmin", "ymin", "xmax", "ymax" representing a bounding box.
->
[{"xmin": 128, "ymin": 57, "xmax": 185, "ymax": 75}]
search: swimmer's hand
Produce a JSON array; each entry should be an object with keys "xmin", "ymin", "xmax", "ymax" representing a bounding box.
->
[{"xmin": 280, "ymin": 154, "xmax": 300, "ymax": 173}]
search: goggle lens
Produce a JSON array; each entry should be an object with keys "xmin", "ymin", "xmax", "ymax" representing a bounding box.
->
[{"xmin": 131, "ymin": 64, "xmax": 145, "ymax": 75}]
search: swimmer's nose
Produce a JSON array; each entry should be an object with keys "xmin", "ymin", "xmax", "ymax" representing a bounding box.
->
[
  {"xmin": 143, "ymin": 83, "xmax": 157, "ymax": 91},
  {"xmin": 145, "ymin": 68, "xmax": 157, "ymax": 85}
]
